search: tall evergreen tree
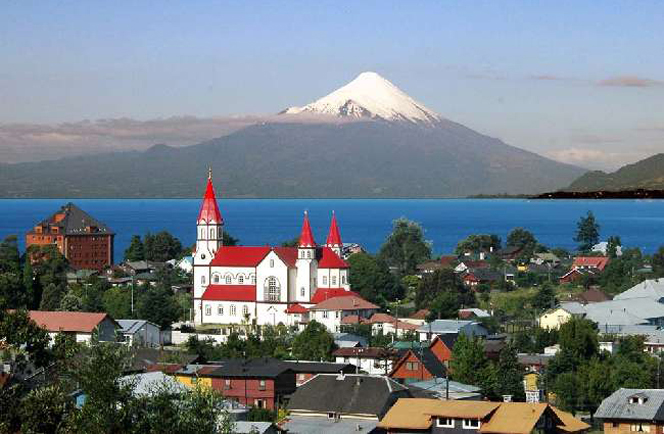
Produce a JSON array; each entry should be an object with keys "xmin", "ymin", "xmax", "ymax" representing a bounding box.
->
[
  {"xmin": 493, "ymin": 344, "xmax": 526, "ymax": 401},
  {"xmin": 378, "ymin": 218, "xmax": 431, "ymax": 275},
  {"xmin": 574, "ymin": 211, "xmax": 600, "ymax": 252},
  {"xmin": 450, "ymin": 334, "xmax": 490, "ymax": 387},
  {"xmin": 124, "ymin": 235, "xmax": 145, "ymax": 261},
  {"xmin": 0, "ymin": 235, "xmax": 20, "ymax": 273},
  {"xmin": 40, "ymin": 283, "xmax": 65, "ymax": 311}
]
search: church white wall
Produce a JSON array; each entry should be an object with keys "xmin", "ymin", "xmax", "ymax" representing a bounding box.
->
[
  {"xmin": 317, "ymin": 268, "xmax": 349, "ymax": 289},
  {"xmin": 199, "ymin": 300, "xmax": 257, "ymax": 324},
  {"xmin": 193, "ymin": 266, "xmax": 210, "ymax": 299},
  {"xmin": 256, "ymin": 252, "xmax": 290, "ymax": 303},
  {"xmin": 209, "ymin": 266, "xmax": 255, "ymax": 285}
]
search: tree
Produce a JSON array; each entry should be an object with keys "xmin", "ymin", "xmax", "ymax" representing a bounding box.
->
[
  {"xmin": 59, "ymin": 292, "xmax": 83, "ymax": 311},
  {"xmin": 222, "ymin": 232, "xmax": 239, "ymax": 246},
  {"xmin": 280, "ymin": 236, "xmax": 299, "ymax": 247},
  {"xmin": 348, "ymin": 252, "xmax": 402, "ymax": 303},
  {"xmin": 20, "ymin": 384, "xmax": 74, "ymax": 434},
  {"xmin": 143, "ymin": 231, "xmax": 183, "ymax": 262},
  {"xmin": 606, "ymin": 235, "xmax": 622, "ymax": 258},
  {"xmin": 378, "ymin": 218, "xmax": 431, "ymax": 275},
  {"xmin": 415, "ymin": 269, "xmax": 474, "ymax": 318},
  {"xmin": 136, "ymin": 286, "xmax": 179, "ymax": 329},
  {"xmin": 532, "ymin": 283, "xmax": 555, "ymax": 310},
  {"xmin": 103, "ymin": 287, "xmax": 133, "ymax": 319},
  {"xmin": 124, "ymin": 235, "xmax": 145, "ymax": 261},
  {"xmin": 455, "ymin": 234, "xmax": 501, "ymax": 256},
  {"xmin": 0, "ymin": 235, "xmax": 20, "ymax": 273},
  {"xmin": 574, "ymin": 211, "xmax": 600, "ymax": 252},
  {"xmin": 450, "ymin": 334, "xmax": 490, "ymax": 387},
  {"xmin": 81, "ymin": 278, "xmax": 108, "ymax": 312},
  {"xmin": 492, "ymin": 344, "xmax": 526, "ymax": 401},
  {"xmin": 23, "ymin": 259, "xmax": 37, "ymax": 309},
  {"xmin": 506, "ymin": 228, "xmax": 537, "ymax": 257},
  {"xmin": 0, "ymin": 309, "xmax": 53, "ymax": 369},
  {"xmin": 40, "ymin": 283, "xmax": 65, "ymax": 311},
  {"xmin": 291, "ymin": 321, "xmax": 336, "ymax": 361},
  {"xmin": 653, "ymin": 246, "xmax": 664, "ymax": 277},
  {"xmin": 0, "ymin": 272, "xmax": 25, "ymax": 309}
]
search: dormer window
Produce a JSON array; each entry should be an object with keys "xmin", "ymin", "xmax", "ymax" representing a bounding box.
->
[{"xmin": 630, "ymin": 396, "xmax": 648, "ymax": 405}]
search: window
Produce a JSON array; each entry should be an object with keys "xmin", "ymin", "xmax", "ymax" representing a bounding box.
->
[
  {"xmin": 342, "ymin": 275, "xmax": 346, "ymax": 284},
  {"xmin": 300, "ymin": 287, "xmax": 305, "ymax": 297},
  {"xmin": 201, "ymin": 275, "xmax": 206, "ymax": 285},
  {"xmin": 297, "ymin": 374, "xmax": 306, "ymax": 382},
  {"xmin": 463, "ymin": 419, "xmax": 480, "ymax": 429},
  {"xmin": 406, "ymin": 362, "xmax": 419, "ymax": 371},
  {"xmin": 200, "ymin": 229, "xmax": 204, "ymax": 238},
  {"xmin": 258, "ymin": 380, "xmax": 266, "ymax": 391},
  {"xmin": 213, "ymin": 274, "xmax": 220, "ymax": 283},
  {"xmin": 238, "ymin": 275, "xmax": 244, "ymax": 284},
  {"xmin": 210, "ymin": 228, "xmax": 215, "ymax": 238},
  {"xmin": 331, "ymin": 276, "xmax": 337, "ymax": 286},
  {"xmin": 264, "ymin": 277, "xmax": 281, "ymax": 301},
  {"xmin": 230, "ymin": 305, "xmax": 237, "ymax": 316},
  {"xmin": 224, "ymin": 379, "xmax": 231, "ymax": 390},
  {"xmin": 251, "ymin": 274, "xmax": 256, "ymax": 284},
  {"xmin": 335, "ymin": 311, "xmax": 340, "ymax": 318},
  {"xmin": 612, "ymin": 423, "xmax": 619, "ymax": 428},
  {"xmin": 270, "ymin": 259, "xmax": 274, "ymax": 268},
  {"xmin": 437, "ymin": 418, "xmax": 454, "ymax": 428},
  {"xmin": 225, "ymin": 275, "xmax": 232, "ymax": 284},
  {"xmin": 322, "ymin": 276, "xmax": 328, "ymax": 285},
  {"xmin": 217, "ymin": 305, "xmax": 223, "ymax": 315},
  {"xmin": 243, "ymin": 305, "xmax": 249, "ymax": 316},
  {"xmin": 631, "ymin": 424, "xmax": 651, "ymax": 433},
  {"xmin": 327, "ymin": 412, "xmax": 336, "ymax": 420},
  {"xmin": 191, "ymin": 377, "xmax": 198, "ymax": 384},
  {"xmin": 306, "ymin": 250, "xmax": 311, "ymax": 259},
  {"xmin": 322, "ymin": 311, "xmax": 329, "ymax": 319},
  {"xmin": 254, "ymin": 399, "xmax": 265, "ymax": 409},
  {"xmin": 205, "ymin": 305, "xmax": 211, "ymax": 316}
]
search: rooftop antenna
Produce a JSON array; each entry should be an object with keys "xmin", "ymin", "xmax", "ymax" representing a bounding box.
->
[{"xmin": 208, "ymin": 167, "xmax": 212, "ymax": 180}]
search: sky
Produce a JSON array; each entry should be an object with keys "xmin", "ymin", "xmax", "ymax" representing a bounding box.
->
[{"xmin": 1, "ymin": 1, "xmax": 663, "ymax": 170}]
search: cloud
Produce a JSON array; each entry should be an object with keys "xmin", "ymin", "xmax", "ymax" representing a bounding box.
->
[
  {"xmin": 597, "ymin": 75, "xmax": 663, "ymax": 87},
  {"xmin": 545, "ymin": 147, "xmax": 646, "ymax": 171}
]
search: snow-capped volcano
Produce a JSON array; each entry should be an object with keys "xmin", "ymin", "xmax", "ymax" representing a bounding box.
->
[{"xmin": 283, "ymin": 71, "xmax": 442, "ymax": 125}]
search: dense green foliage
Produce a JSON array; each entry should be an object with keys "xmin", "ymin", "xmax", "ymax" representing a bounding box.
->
[
  {"xmin": 378, "ymin": 218, "xmax": 431, "ymax": 275},
  {"xmin": 414, "ymin": 269, "xmax": 474, "ymax": 319},
  {"xmin": 455, "ymin": 234, "xmax": 501, "ymax": 255},
  {"xmin": 574, "ymin": 211, "xmax": 600, "ymax": 252},
  {"xmin": 291, "ymin": 321, "xmax": 336, "ymax": 361},
  {"xmin": 347, "ymin": 252, "xmax": 402, "ymax": 305}
]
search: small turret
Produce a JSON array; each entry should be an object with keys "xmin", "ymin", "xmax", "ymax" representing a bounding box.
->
[
  {"xmin": 326, "ymin": 211, "xmax": 343, "ymax": 257},
  {"xmin": 195, "ymin": 169, "xmax": 224, "ymax": 266}
]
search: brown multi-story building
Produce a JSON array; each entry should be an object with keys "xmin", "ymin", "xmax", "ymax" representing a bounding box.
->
[{"xmin": 26, "ymin": 203, "xmax": 114, "ymax": 271}]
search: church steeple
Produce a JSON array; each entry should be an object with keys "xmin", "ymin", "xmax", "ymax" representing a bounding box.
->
[
  {"xmin": 195, "ymin": 170, "xmax": 224, "ymax": 265},
  {"xmin": 298, "ymin": 211, "xmax": 316, "ymax": 248},
  {"xmin": 326, "ymin": 211, "xmax": 342, "ymax": 255},
  {"xmin": 197, "ymin": 169, "xmax": 223, "ymax": 225}
]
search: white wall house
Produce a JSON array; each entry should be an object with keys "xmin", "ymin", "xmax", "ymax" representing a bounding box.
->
[
  {"xmin": 118, "ymin": 319, "xmax": 161, "ymax": 347},
  {"xmin": 309, "ymin": 295, "xmax": 379, "ymax": 333},
  {"xmin": 27, "ymin": 311, "xmax": 119, "ymax": 344},
  {"xmin": 333, "ymin": 347, "xmax": 395, "ymax": 375}
]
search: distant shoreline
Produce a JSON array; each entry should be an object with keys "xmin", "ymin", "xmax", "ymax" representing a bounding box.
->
[{"xmin": 533, "ymin": 189, "xmax": 664, "ymax": 199}]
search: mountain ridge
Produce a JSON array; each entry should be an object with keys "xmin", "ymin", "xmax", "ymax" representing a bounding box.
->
[{"xmin": 564, "ymin": 153, "xmax": 664, "ymax": 192}]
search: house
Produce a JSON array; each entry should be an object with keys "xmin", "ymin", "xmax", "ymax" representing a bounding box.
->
[
  {"xmin": 495, "ymin": 245, "xmax": 524, "ymax": 261},
  {"xmin": 572, "ymin": 256, "xmax": 610, "ymax": 272},
  {"xmin": 403, "ymin": 309, "xmax": 430, "ymax": 326},
  {"xmin": 26, "ymin": 202, "xmax": 114, "ymax": 271},
  {"xmin": 66, "ymin": 269, "xmax": 99, "ymax": 284},
  {"xmin": 455, "ymin": 260, "xmax": 489, "ymax": 274},
  {"xmin": 559, "ymin": 268, "xmax": 598, "ymax": 284},
  {"xmin": 118, "ymin": 371, "xmax": 188, "ymax": 397},
  {"xmin": 532, "ymin": 253, "xmax": 561, "ymax": 267},
  {"xmin": 417, "ymin": 320, "xmax": 488, "ymax": 342},
  {"xmin": 284, "ymin": 303, "xmax": 310, "ymax": 327},
  {"xmin": 518, "ymin": 353, "xmax": 555, "ymax": 374},
  {"xmin": 117, "ymin": 319, "xmax": 161, "ymax": 347},
  {"xmin": 27, "ymin": 311, "xmax": 119, "ymax": 343},
  {"xmin": 286, "ymin": 373, "xmax": 411, "ymax": 425},
  {"xmin": 459, "ymin": 308, "xmax": 491, "ymax": 319},
  {"xmin": 538, "ymin": 302, "xmax": 586, "ymax": 330},
  {"xmin": 308, "ymin": 295, "xmax": 379, "ymax": 333},
  {"xmin": 333, "ymin": 347, "xmax": 398, "ymax": 375},
  {"xmin": 333, "ymin": 332, "xmax": 368, "ymax": 348},
  {"xmin": 368, "ymin": 313, "xmax": 420, "ymax": 337},
  {"xmin": 593, "ymin": 241, "xmax": 622, "ymax": 257},
  {"xmin": 585, "ymin": 297, "xmax": 664, "ymax": 330},
  {"xmin": 234, "ymin": 422, "xmax": 284, "ymax": 434},
  {"xmin": 595, "ymin": 389, "xmax": 664, "ymax": 434},
  {"xmin": 378, "ymin": 398, "xmax": 590, "ymax": 434},
  {"xmin": 614, "ymin": 279, "xmax": 664, "ymax": 302},
  {"xmin": 462, "ymin": 268, "xmax": 503, "ymax": 287},
  {"xmin": 127, "ymin": 347, "xmax": 199, "ymax": 373},
  {"xmin": 572, "ymin": 287, "xmax": 612, "ymax": 304},
  {"xmin": 281, "ymin": 360, "xmax": 356, "ymax": 386},
  {"xmin": 121, "ymin": 260, "xmax": 166, "ymax": 276},
  {"xmin": 389, "ymin": 336, "xmax": 450, "ymax": 384},
  {"xmin": 407, "ymin": 378, "xmax": 482, "ymax": 400}
]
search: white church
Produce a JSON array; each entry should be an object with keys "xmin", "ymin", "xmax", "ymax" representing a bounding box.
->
[{"xmin": 193, "ymin": 173, "xmax": 378, "ymax": 328}]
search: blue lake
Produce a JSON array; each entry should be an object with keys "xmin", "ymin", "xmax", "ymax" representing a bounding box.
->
[{"xmin": 1, "ymin": 199, "xmax": 663, "ymax": 261}]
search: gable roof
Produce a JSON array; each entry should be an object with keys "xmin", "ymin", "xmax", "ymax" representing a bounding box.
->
[
  {"xmin": 576, "ymin": 288, "xmax": 612, "ymax": 303},
  {"xmin": 310, "ymin": 295, "xmax": 379, "ymax": 311},
  {"xmin": 390, "ymin": 348, "xmax": 447, "ymax": 378},
  {"xmin": 310, "ymin": 288, "xmax": 358, "ymax": 304},
  {"xmin": 27, "ymin": 310, "xmax": 115, "ymax": 333},
  {"xmin": 410, "ymin": 309, "xmax": 430, "ymax": 320},
  {"xmin": 117, "ymin": 319, "xmax": 159, "ymax": 334},
  {"xmin": 595, "ymin": 388, "xmax": 664, "ymax": 421},
  {"xmin": 573, "ymin": 256, "xmax": 610, "ymax": 271},
  {"xmin": 287, "ymin": 374, "xmax": 410, "ymax": 418},
  {"xmin": 333, "ymin": 347, "xmax": 397, "ymax": 359},
  {"xmin": 317, "ymin": 246, "xmax": 349, "ymax": 268},
  {"xmin": 29, "ymin": 202, "xmax": 113, "ymax": 236},
  {"xmin": 479, "ymin": 403, "xmax": 553, "ymax": 434},
  {"xmin": 615, "ymin": 279, "xmax": 664, "ymax": 302},
  {"xmin": 207, "ymin": 358, "xmax": 292, "ymax": 378},
  {"xmin": 211, "ymin": 246, "xmax": 271, "ymax": 267},
  {"xmin": 285, "ymin": 303, "xmax": 308, "ymax": 314},
  {"xmin": 201, "ymin": 285, "xmax": 256, "ymax": 301}
]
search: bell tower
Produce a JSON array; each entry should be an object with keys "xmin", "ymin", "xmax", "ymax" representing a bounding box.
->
[{"xmin": 195, "ymin": 169, "xmax": 224, "ymax": 266}]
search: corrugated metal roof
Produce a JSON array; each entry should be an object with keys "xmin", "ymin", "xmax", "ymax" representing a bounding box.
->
[{"xmin": 595, "ymin": 388, "xmax": 664, "ymax": 421}]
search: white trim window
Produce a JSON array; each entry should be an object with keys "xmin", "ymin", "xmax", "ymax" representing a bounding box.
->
[
  {"xmin": 230, "ymin": 305, "xmax": 237, "ymax": 316},
  {"xmin": 322, "ymin": 276, "xmax": 328, "ymax": 285},
  {"xmin": 437, "ymin": 418, "xmax": 454, "ymax": 428},
  {"xmin": 243, "ymin": 305, "xmax": 249, "ymax": 316},
  {"xmin": 217, "ymin": 305, "xmax": 223, "ymax": 315},
  {"xmin": 213, "ymin": 274, "xmax": 220, "ymax": 283},
  {"xmin": 238, "ymin": 275, "xmax": 244, "ymax": 284},
  {"xmin": 225, "ymin": 275, "xmax": 232, "ymax": 284},
  {"xmin": 205, "ymin": 305, "xmax": 211, "ymax": 316},
  {"xmin": 463, "ymin": 419, "xmax": 480, "ymax": 429},
  {"xmin": 331, "ymin": 276, "xmax": 337, "ymax": 286}
]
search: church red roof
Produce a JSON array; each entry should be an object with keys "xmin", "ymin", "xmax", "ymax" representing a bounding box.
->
[
  {"xmin": 310, "ymin": 288, "xmax": 358, "ymax": 304},
  {"xmin": 285, "ymin": 303, "xmax": 309, "ymax": 314},
  {"xmin": 298, "ymin": 211, "xmax": 316, "ymax": 248},
  {"xmin": 198, "ymin": 175, "xmax": 223, "ymax": 224},
  {"xmin": 273, "ymin": 247, "xmax": 298, "ymax": 268},
  {"xmin": 201, "ymin": 285, "xmax": 256, "ymax": 301},
  {"xmin": 210, "ymin": 246, "xmax": 271, "ymax": 267},
  {"xmin": 326, "ymin": 212, "xmax": 342, "ymax": 247},
  {"xmin": 318, "ymin": 247, "xmax": 349, "ymax": 269}
]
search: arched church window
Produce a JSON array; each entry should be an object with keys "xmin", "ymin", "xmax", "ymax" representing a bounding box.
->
[
  {"xmin": 331, "ymin": 276, "xmax": 337, "ymax": 286},
  {"xmin": 200, "ymin": 229, "xmax": 204, "ymax": 239},
  {"xmin": 218, "ymin": 305, "xmax": 223, "ymax": 315},
  {"xmin": 238, "ymin": 275, "xmax": 244, "ymax": 284},
  {"xmin": 225, "ymin": 275, "xmax": 232, "ymax": 284},
  {"xmin": 210, "ymin": 228, "xmax": 215, "ymax": 238},
  {"xmin": 264, "ymin": 277, "xmax": 281, "ymax": 301},
  {"xmin": 213, "ymin": 274, "xmax": 220, "ymax": 283},
  {"xmin": 201, "ymin": 275, "xmax": 206, "ymax": 285},
  {"xmin": 322, "ymin": 276, "xmax": 328, "ymax": 285},
  {"xmin": 306, "ymin": 250, "xmax": 312, "ymax": 259}
]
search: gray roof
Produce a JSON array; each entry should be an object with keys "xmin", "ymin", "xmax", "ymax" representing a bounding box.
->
[
  {"xmin": 119, "ymin": 371, "xmax": 187, "ymax": 397},
  {"xmin": 558, "ymin": 302, "xmax": 587, "ymax": 315},
  {"xmin": 287, "ymin": 374, "xmax": 410, "ymax": 418},
  {"xmin": 459, "ymin": 308, "xmax": 491, "ymax": 318},
  {"xmin": 408, "ymin": 378, "xmax": 480, "ymax": 393},
  {"xmin": 234, "ymin": 422, "xmax": 280, "ymax": 434},
  {"xmin": 586, "ymin": 297, "xmax": 664, "ymax": 323},
  {"xmin": 284, "ymin": 416, "xmax": 378, "ymax": 434},
  {"xmin": 31, "ymin": 202, "xmax": 113, "ymax": 235},
  {"xmin": 417, "ymin": 320, "xmax": 487, "ymax": 335},
  {"xmin": 117, "ymin": 319, "xmax": 159, "ymax": 334},
  {"xmin": 615, "ymin": 279, "xmax": 664, "ymax": 302},
  {"xmin": 595, "ymin": 389, "xmax": 664, "ymax": 421}
]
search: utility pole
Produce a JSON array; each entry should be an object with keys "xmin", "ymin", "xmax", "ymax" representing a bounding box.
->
[{"xmin": 131, "ymin": 275, "xmax": 135, "ymax": 314}]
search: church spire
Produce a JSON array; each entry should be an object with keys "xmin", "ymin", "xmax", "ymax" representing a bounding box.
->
[
  {"xmin": 298, "ymin": 211, "xmax": 316, "ymax": 248},
  {"xmin": 197, "ymin": 170, "xmax": 223, "ymax": 224},
  {"xmin": 326, "ymin": 211, "xmax": 342, "ymax": 247}
]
